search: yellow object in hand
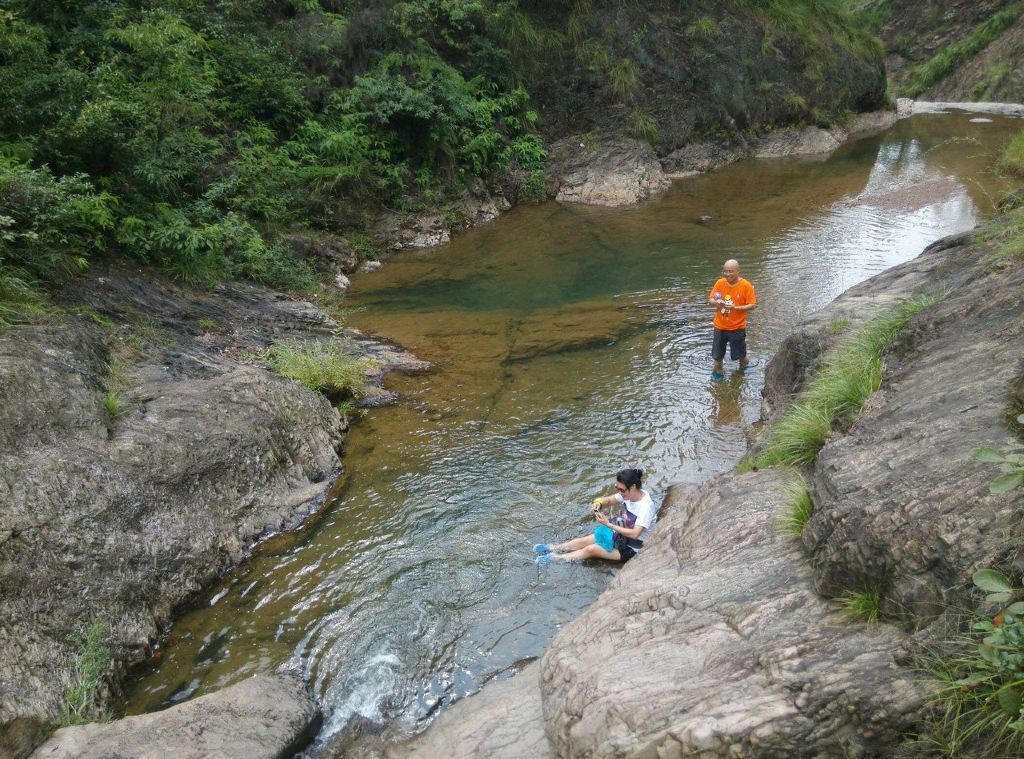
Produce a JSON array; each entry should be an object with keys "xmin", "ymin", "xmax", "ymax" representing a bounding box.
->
[{"xmin": 592, "ymin": 499, "xmax": 602, "ymax": 508}]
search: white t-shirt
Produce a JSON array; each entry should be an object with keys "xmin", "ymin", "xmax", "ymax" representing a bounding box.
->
[{"xmin": 613, "ymin": 489, "xmax": 657, "ymax": 544}]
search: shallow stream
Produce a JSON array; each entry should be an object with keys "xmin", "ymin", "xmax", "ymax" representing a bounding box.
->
[{"xmin": 122, "ymin": 113, "xmax": 1022, "ymax": 748}]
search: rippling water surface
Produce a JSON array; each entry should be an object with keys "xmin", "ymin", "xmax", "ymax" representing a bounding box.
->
[{"xmin": 122, "ymin": 113, "xmax": 1021, "ymax": 747}]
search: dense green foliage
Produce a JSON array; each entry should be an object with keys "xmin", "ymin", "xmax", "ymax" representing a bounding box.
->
[
  {"xmin": 920, "ymin": 570, "xmax": 1024, "ymax": 756},
  {"xmin": 0, "ymin": 0, "xmax": 882, "ymax": 308},
  {"xmin": 0, "ymin": 0, "xmax": 545, "ymax": 296}
]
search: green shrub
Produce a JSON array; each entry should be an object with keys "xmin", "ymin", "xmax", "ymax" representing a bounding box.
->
[
  {"xmin": 267, "ymin": 340, "xmax": 377, "ymax": 402},
  {"xmin": 0, "ymin": 159, "xmax": 115, "ymax": 283},
  {"xmin": 918, "ymin": 570, "xmax": 1024, "ymax": 756},
  {"xmin": 60, "ymin": 621, "xmax": 112, "ymax": 727}
]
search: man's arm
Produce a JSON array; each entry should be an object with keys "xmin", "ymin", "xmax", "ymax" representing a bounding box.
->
[{"xmin": 731, "ymin": 302, "xmax": 757, "ymax": 312}]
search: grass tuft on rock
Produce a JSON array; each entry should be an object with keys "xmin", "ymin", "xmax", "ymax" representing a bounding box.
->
[
  {"xmin": 267, "ymin": 340, "xmax": 376, "ymax": 402},
  {"xmin": 778, "ymin": 471, "xmax": 814, "ymax": 536},
  {"xmin": 60, "ymin": 621, "xmax": 112, "ymax": 727},
  {"xmin": 839, "ymin": 590, "xmax": 881, "ymax": 623},
  {"xmin": 998, "ymin": 129, "xmax": 1024, "ymax": 177},
  {"xmin": 740, "ymin": 294, "xmax": 938, "ymax": 471}
]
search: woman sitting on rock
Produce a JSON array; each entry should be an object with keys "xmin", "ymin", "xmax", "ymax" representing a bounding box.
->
[{"xmin": 534, "ymin": 468, "xmax": 657, "ymax": 565}]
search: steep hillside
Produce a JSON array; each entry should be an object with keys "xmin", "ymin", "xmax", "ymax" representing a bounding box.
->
[{"xmin": 859, "ymin": 0, "xmax": 1024, "ymax": 101}]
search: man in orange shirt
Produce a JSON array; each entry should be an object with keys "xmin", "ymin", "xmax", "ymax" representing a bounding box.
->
[{"xmin": 708, "ymin": 259, "xmax": 756, "ymax": 379}]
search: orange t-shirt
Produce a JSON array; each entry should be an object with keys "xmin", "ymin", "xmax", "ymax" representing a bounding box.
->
[{"xmin": 709, "ymin": 277, "xmax": 756, "ymax": 331}]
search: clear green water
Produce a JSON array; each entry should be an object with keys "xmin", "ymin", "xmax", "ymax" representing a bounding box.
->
[{"xmin": 122, "ymin": 114, "xmax": 1021, "ymax": 748}]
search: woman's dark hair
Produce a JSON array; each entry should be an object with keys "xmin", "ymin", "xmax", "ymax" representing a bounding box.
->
[{"xmin": 615, "ymin": 468, "xmax": 644, "ymax": 490}]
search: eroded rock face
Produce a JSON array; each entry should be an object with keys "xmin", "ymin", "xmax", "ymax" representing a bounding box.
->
[
  {"xmin": 540, "ymin": 473, "xmax": 926, "ymax": 757},
  {"xmin": 548, "ymin": 136, "xmax": 671, "ymax": 207},
  {"xmin": 31, "ymin": 673, "xmax": 319, "ymax": 759},
  {"xmin": 798, "ymin": 239, "xmax": 1024, "ymax": 624},
  {"xmin": 0, "ymin": 265, "xmax": 422, "ymax": 758}
]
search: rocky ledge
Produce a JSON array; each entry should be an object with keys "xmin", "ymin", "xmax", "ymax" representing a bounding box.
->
[
  {"xmin": 545, "ymin": 111, "xmax": 897, "ymax": 208},
  {"xmin": 391, "ymin": 205, "xmax": 1024, "ymax": 754},
  {"xmin": 0, "ymin": 263, "xmax": 424, "ymax": 758},
  {"xmin": 31, "ymin": 672, "xmax": 318, "ymax": 759}
]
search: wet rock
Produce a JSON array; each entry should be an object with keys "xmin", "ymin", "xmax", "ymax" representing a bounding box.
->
[
  {"xmin": 548, "ymin": 136, "xmax": 670, "ymax": 206},
  {"xmin": 31, "ymin": 673, "xmax": 319, "ymax": 759},
  {"xmin": 375, "ymin": 187, "xmax": 511, "ymax": 252},
  {"xmin": 663, "ymin": 111, "xmax": 896, "ymax": 176},
  {"xmin": 388, "ymin": 663, "xmax": 551, "ymax": 759}
]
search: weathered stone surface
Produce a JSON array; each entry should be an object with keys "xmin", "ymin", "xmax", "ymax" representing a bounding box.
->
[
  {"xmin": 283, "ymin": 234, "xmax": 360, "ymax": 275},
  {"xmin": 664, "ymin": 111, "xmax": 896, "ymax": 176},
  {"xmin": 388, "ymin": 663, "xmax": 551, "ymax": 759},
  {"xmin": 31, "ymin": 673, "xmax": 319, "ymax": 759},
  {"xmin": 540, "ymin": 472, "xmax": 926, "ymax": 757},
  {"xmin": 374, "ymin": 187, "xmax": 511, "ymax": 251},
  {"xmin": 0, "ymin": 264, "xmax": 423, "ymax": 758},
  {"xmin": 549, "ymin": 136, "xmax": 671, "ymax": 207},
  {"xmin": 796, "ymin": 236, "xmax": 1024, "ymax": 624}
]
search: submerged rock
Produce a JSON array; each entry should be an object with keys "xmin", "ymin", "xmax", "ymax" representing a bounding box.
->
[{"xmin": 31, "ymin": 673, "xmax": 319, "ymax": 759}]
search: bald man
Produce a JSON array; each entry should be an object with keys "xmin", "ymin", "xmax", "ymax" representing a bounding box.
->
[{"xmin": 708, "ymin": 259, "xmax": 757, "ymax": 379}]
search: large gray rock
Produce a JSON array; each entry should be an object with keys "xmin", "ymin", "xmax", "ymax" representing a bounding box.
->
[
  {"xmin": 540, "ymin": 473, "xmax": 926, "ymax": 757},
  {"xmin": 549, "ymin": 136, "xmax": 670, "ymax": 207},
  {"xmin": 31, "ymin": 673, "xmax": 319, "ymax": 759},
  {"xmin": 0, "ymin": 265, "xmax": 421, "ymax": 758},
  {"xmin": 797, "ymin": 236, "xmax": 1024, "ymax": 623}
]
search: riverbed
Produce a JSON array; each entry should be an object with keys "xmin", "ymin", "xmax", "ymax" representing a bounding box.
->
[{"xmin": 121, "ymin": 112, "xmax": 1022, "ymax": 749}]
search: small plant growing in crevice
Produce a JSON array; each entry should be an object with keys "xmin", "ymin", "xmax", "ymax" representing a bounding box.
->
[
  {"xmin": 973, "ymin": 413, "xmax": 1024, "ymax": 493},
  {"xmin": 917, "ymin": 570, "xmax": 1024, "ymax": 756},
  {"xmin": 778, "ymin": 472, "xmax": 814, "ymax": 536},
  {"xmin": 60, "ymin": 621, "xmax": 112, "ymax": 727},
  {"xmin": 104, "ymin": 390, "xmax": 123, "ymax": 419},
  {"xmin": 839, "ymin": 589, "xmax": 882, "ymax": 623}
]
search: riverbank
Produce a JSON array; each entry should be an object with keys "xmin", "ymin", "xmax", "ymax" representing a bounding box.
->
[
  {"xmin": 385, "ymin": 201, "xmax": 1024, "ymax": 755},
  {"xmin": 0, "ymin": 262, "xmax": 426, "ymax": 758}
]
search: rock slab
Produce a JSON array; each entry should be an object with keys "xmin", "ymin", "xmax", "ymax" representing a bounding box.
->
[{"xmin": 31, "ymin": 673, "xmax": 319, "ymax": 759}]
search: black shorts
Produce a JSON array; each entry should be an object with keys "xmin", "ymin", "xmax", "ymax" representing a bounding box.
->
[
  {"xmin": 613, "ymin": 532, "xmax": 641, "ymax": 562},
  {"xmin": 712, "ymin": 328, "xmax": 747, "ymax": 361}
]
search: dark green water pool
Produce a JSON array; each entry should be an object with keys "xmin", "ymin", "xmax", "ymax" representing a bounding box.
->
[{"xmin": 122, "ymin": 113, "xmax": 1022, "ymax": 748}]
